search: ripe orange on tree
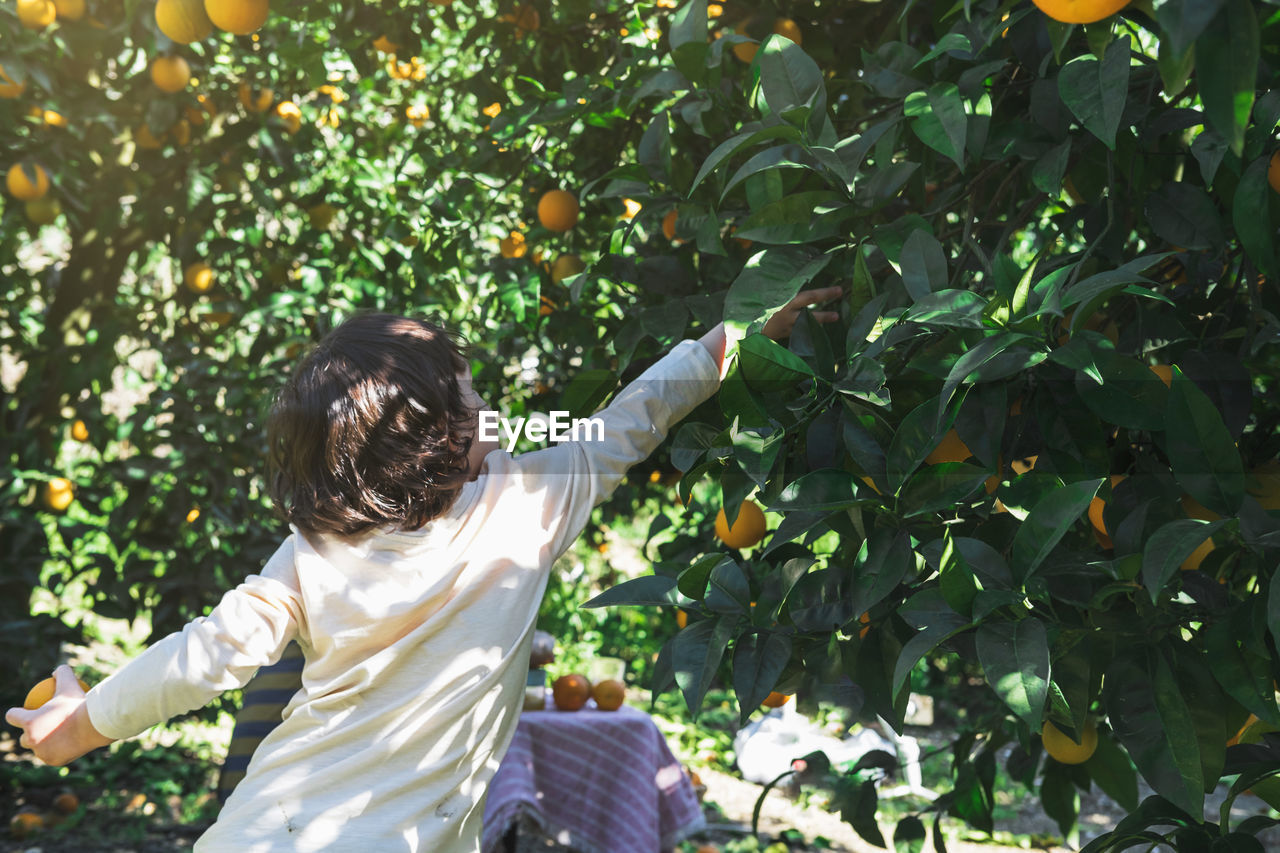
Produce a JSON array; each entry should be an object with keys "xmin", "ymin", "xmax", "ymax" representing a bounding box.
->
[
  {"xmin": 1031, "ymin": 0, "xmax": 1129, "ymax": 24},
  {"xmin": 185, "ymin": 261, "xmax": 215, "ymax": 293},
  {"xmin": 1042, "ymin": 719, "xmax": 1098, "ymax": 764},
  {"xmin": 71, "ymin": 419, "xmax": 89, "ymax": 442},
  {"xmin": 43, "ymin": 477, "xmax": 73, "ymax": 512},
  {"xmin": 151, "ymin": 56, "xmax": 191, "ymax": 93},
  {"xmin": 136, "ymin": 124, "xmax": 165, "ymax": 149},
  {"xmin": 52, "ymin": 0, "xmax": 82, "ymax": 20},
  {"xmin": 275, "ymin": 100, "xmax": 302, "ymax": 134},
  {"xmin": 662, "ymin": 208, "xmax": 680, "ymax": 241},
  {"xmin": 550, "ymin": 253, "xmax": 585, "ymax": 284},
  {"xmin": 373, "ymin": 35, "xmax": 399, "ymax": 54},
  {"xmin": 238, "ymin": 84, "xmax": 273, "ymax": 113},
  {"xmin": 761, "ymin": 691, "xmax": 791, "ymax": 708},
  {"xmin": 25, "ymin": 198, "xmax": 61, "ymax": 226},
  {"xmin": 7, "ymin": 163, "xmax": 50, "ymax": 201},
  {"xmin": 538, "ymin": 189, "xmax": 579, "ymax": 232},
  {"xmin": 715, "ymin": 499, "xmax": 767, "ymax": 549},
  {"xmin": 17, "ymin": 0, "xmax": 56, "ymax": 29},
  {"xmin": 499, "ymin": 230, "xmax": 528, "ymax": 258},
  {"xmin": 52, "ymin": 792, "xmax": 80, "ymax": 814},
  {"xmin": 503, "ymin": 3, "xmax": 540, "ymax": 35},
  {"xmin": 1150, "ymin": 364, "xmax": 1173, "ymax": 386},
  {"xmin": 8, "ymin": 813, "xmax": 44, "ymax": 840},
  {"xmin": 551, "ymin": 674, "xmax": 591, "ymax": 711},
  {"xmin": 924, "ymin": 428, "xmax": 972, "ymax": 464},
  {"xmin": 591, "ymin": 679, "xmax": 626, "ymax": 711},
  {"xmin": 155, "ymin": 0, "xmax": 213, "ymax": 44},
  {"xmin": 406, "ymin": 104, "xmax": 430, "ymax": 127},
  {"xmin": 205, "ymin": 0, "xmax": 269, "ymax": 35},
  {"xmin": 1269, "ymin": 151, "xmax": 1280, "ymax": 194},
  {"xmin": 24, "ymin": 674, "xmax": 91, "ymax": 710},
  {"xmin": 733, "ymin": 17, "xmax": 802, "ymax": 63},
  {"xmin": 1087, "ymin": 474, "xmax": 1126, "ymax": 549}
]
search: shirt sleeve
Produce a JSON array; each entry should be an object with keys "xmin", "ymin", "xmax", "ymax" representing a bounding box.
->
[
  {"xmin": 84, "ymin": 536, "xmax": 305, "ymax": 742},
  {"xmin": 514, "ymin": 338, "xmax": 721, "ymax": 561}
]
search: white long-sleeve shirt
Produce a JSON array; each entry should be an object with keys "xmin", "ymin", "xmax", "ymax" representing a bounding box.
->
[{"xmin": 84, "ymin": 339, "xmax": 721, "ymax": 852}]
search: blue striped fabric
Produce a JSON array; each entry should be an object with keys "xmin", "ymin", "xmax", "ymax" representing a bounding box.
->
[{"xmin": 216, "ymin": 643, "xmax": 305, "ymax": 804}]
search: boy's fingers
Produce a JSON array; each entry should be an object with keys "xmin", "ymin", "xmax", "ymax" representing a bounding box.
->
[
  {"xmin": 812, "ymin": 311, "xmax": 841, "ymax": 323},
  {"xmin": 793, "ymin": 286, "xmax": 843, "ymax": 305},
  {"xmin": 53, "ymin": 664, "xmax": 79, "ymax": 694}
]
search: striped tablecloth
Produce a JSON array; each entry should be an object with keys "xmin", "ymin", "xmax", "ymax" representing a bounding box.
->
[{"xmin": 480, "ymin": 703, "xmax": 706, "ymax": 853}]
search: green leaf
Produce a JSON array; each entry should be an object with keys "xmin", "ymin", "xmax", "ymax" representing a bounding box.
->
[
  {"xmin": 738, "ymin": 333, "xmax": 815, "ymax": 388},
  {"xmin": 772, "ymin": 469, "xmax": 862, "ymax": 512},
  {"xmin": 559, "ymin": 368, "xmax": 618, "ymax": 420},
  {"xmin": 689, "ymin": 123, "xmax": 804, "ymax": 195},
  {"xmin": 673, "ymin": 616, "xmax": 735, "ymax": 720},
  {"xmin": 975, "ymin": 618, "xmax": 1051, "ymax": 733},
  {"xmin": 1195, "ymin": 0, "xmax": 1258, "ymax": 156},
  {"xmin": 899, "ymin": 229, "xmax": 948, "ymax": 300},
  {"xmin": 1085, "ymin": 728, "xmax": 1139, "ymax": 812},
  {"xmin": 893, "ymin": 814, "xmax": 926, "ymax": 853},
  {"xmin": 905, "ymin": 82, "xmax": 967, "ymax": 168},
  {"xmin": 905, "ymin": 290, "xmax": 988, "ymax": 328},
  {"xmin": 724, "ymin": 249, "xmax": 834, "ymax": 339},
  {"xmin": 839, "ymin": 779, "xmax": 887, "ymax": 847},
  {"xmin": 1165, "ymin": 366, "xmax": 1245, "ymax": 516},
  {"xmin": 582, "ymin": 574, "xmax": 677, "ymax": 608},
  {"xmin": 1155, "ymin": 0, "xmax": 1226, "ymax": 57},
  {"xmin": 678, "ymin": 554, "xmax": 732, "ymax": 601},
  {"xmin": 1104, "ymin": 651, "xmax": 1205, "ymax": 818},
  {"xmin": 1032, "ymin": 139, "xmax": 1072, "ymax": 195},
  {"xmin": 668, "ymin": 0, "xmax": 709, "ymax": 85},
  {"xmin": 756, "ymin": 34, "xmax": 825, "ymax": 121},
  {"xmin": 1057, "ymin": 35, "xmax": 1131, "ymax": 149},
  {"xmin": 736, "ymin": 191, "xmax": 851, "ymax": 244},
  {"xmin": 898, "ymin": 462, "xmax": 991, "ymax": 518},
  {"xmin": 733, "ymin": 632, "xmax": 793, "ymax": 725},
  {"xmin": 913, "ymin": 33, "xmax": 972, "ymax": 69},
  {"xmin": 1040, "ymin": 760, "xmax": 1080, "ymax": 840},
  {"xmin": 893, "ymin": 591, "xmax": 970, "ymax": 698},
  {"xmin": 1232, "ymin": 154, "xmax": 1280, "ymax": 278},
  {"xmin": 1010, "ymin": 479, "xmax": 1103, "ymax": 585},
  {"xmin": 1140, "ymin": 518, "xmax": 1227, "ymax": 602},
  {"xmin": 1205, "ymin": 620, "xmax": 1280, "ymax": 727},
  {"xmin": 1143, "ymin": 182, "xmax": 1226, "ymax": 250}
]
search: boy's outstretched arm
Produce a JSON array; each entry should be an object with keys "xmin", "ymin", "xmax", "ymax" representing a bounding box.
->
[
  {"xmin": 697, "ymin": 285, "xmax": 844, "ymax": 378},
  {"xmin": 5, "ymin": 665, "xmax": 114, "ymax": 767}
]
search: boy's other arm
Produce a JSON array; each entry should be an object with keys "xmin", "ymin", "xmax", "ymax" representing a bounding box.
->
[{"xmin": 4, "ymin": 666, "xmax": 114, "ymax": 766}]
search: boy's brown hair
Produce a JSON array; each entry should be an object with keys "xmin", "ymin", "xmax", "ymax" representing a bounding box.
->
[{"xmin": 266, "ymin": 313, "xmax": 475, "ymax": 538}]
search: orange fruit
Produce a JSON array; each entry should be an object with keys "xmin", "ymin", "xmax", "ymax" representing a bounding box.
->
[
  {"xmin": 620, "ymin": 197, "xmax": 642, "ymax": 219},
  {"xmin": 925, "ymin": 428, "xmax": 972, "ymax": 464},
  {"xmin": 1269, "ymin": 151, "xmax": 1280, "ymax": 195},
  {"xmin": 591, "ymin": 679, "xmax": 626, "ymax": 711},
  {"xmin": 498, "ymin": 230, "xmax": 528, "ymax": 258},
  {"xmin": 550, "ymin": 253, "xmax": 585, "ymax": 284},
  {"xmin": 714, "ymin": 500, "xmax": 767, "ymax": 549},
  {"xmin": 7, "ymin": 163, "xmax": 50, "ymax": 201},
  {"xmin": 204, "ymin": 0, "xmax": 268, "ymax": 34},
  {"xmin": 8, "ymin": 812, "xmax": 44, "ymax": 839},
  {"xmin": 154, "ymin": 0, "xmax": 213, "ymax": 43},
  {"xmin": 275, "ymin": 100, "xmax": 301, "ymax": 134},
  {"xmin": 1042, "ymin": 719, "xmax": 1098, "ymax": 764},
  {"xmin": 238, "ymin": 84, "xmax": 273, "ymax": 112},
  {"xmin": 733, "ymin": 17, "xmax": 801, "ymax": 63},
  {"xmin": 552, "ymin": 674, "xmax": 591, "ymax": 711},
  {"xmin": 52, "ymin": 0, "xmax": 82, "ymax": 19},
  {"xmin": 17, "ymin": 0, "xmax": 56, "ymax": 28},
  {"xmin": 1228, "ymin": 714, "xmax": 1259, "ymax": 747},
  {"xmin": 507, "ymin": 3, "xmax": 540, "ymax": 34},
  {"xmin": 43, "ymin": 477, "xmax": 73, "ymax": 512},
  {"xmin": 185, "ymin": 261, "xmax": 214, "ymax": 293},
  {"xmin": 24, "ymin": 675, "xmax": 90, "ymax": 710},
  {"xmin": 406, "ymin": 104, "xmax": 430, "ymax": 127},
  {"xmin": 761, "ymin": 691, "xmax": 791, "ymax": 708},
  {"xmin": 372, "ymin": 35, "xmax": 399, "ymax": 53},
  {"xmin": 25, "ymin": 198, "xmax": 61, "ymax": 225},
  {"xmin": 52, "ymin": 792, "xmax": 80, "ymax": 814},
  {"xmin": 1181, "ymin": 537, "xmax": 1215, "ymax": 572},
  {"xmin": 1150, "ymin": 364, "xmax": 1173, "ymax": 386},
  {"xmin": 186, "ymin": 507, "xmax": 201, "ymax": 523},
  {"xmin": 859, "ymin": 611, "xmax": 871, "ymax": 639},
  {"xmin": 151, "ymin": 56, "xmax": 191, "ymax": 93},
  {"xmin": 662, "ymin": 208, "xmax": 678, "ymax": 240},
  {"xmin": 538, "ymin": 189, "xmax": 579, "ymax": 232},
  {"xmin": 773, "ymin": 16, "xmax": 802, "ymax": 44},
  {"xmin": 71, "ymin": 419, "xmax": 89, "ymax": 441},
  {"xmin": 676, "ymin": 609, "xmax": 688, "ymax": 629},
  {"xmin": 1031, "ymin": 0, "xmax": 1129, "ymax": 24},
  {"xmin": 136, "ymin": 124, "xmax": 165, "ymax": 149},
  {"xmin": 0, "ymin": 64, "xmax": 26, "ymax": 98}
]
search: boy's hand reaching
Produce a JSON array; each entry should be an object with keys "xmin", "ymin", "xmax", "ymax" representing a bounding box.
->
[
  {"xmin": 762, "ymin": 286, "xmax": 844, "ymax": 340},
  {"xmin": 5, "ymin": 665, "xmax": 113, "ymax": 766}
]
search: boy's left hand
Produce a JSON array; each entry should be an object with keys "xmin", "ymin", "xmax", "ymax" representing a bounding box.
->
[
  {"xmin": 762, "ymin": 286, "xmax": 844, "ymax": 341},
  {"xmin": 5, "ymin": 665, "xmax": 112, "ymax": 766}
]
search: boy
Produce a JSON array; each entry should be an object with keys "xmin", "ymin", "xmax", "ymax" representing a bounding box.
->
[{"xmin": 7, "ymin": 290, "xmax": 840, "ymax": 852}]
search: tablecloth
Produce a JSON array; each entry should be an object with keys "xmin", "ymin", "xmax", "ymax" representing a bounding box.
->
[{"xmin": 480, "ymin": 703, "xmax": 706, "ymax": 853}]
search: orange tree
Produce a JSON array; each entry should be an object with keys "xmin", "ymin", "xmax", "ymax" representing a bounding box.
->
[{"xmin": 3, "ymin": 0, "xmax": 1280, "ymax": 847}]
